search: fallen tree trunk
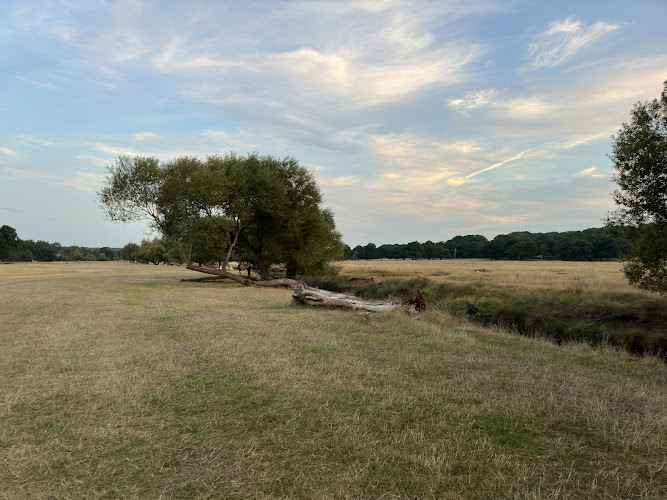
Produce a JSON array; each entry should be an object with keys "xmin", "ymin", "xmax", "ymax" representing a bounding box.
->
[
  {"xmin": 292, "ymin": 282, "xmax": 400, "ymax": 312},
  {"xmin": 183, "ymin": 266, "xmax": 304, "ymax": 288},
  {"xmin": 185, "ymin": 264, "xmax": 251, "ymax": 285}
]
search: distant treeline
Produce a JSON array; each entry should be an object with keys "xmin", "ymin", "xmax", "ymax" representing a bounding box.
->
[
  {"xmin": 3, "ymin": 224, "xmax": 628, "ymax": 263},
  {"xmin": 0, "ymin": 225, "xmax": 119, "ymax": 262},
  {"xmin": 344, "ymin": 228, "xmax": 628, "ymax": 261}
]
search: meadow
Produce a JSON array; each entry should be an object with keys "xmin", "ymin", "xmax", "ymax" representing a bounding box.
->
[{"xmin": 1, "ymin": 261, "xmax": 666, "ymax": 498}]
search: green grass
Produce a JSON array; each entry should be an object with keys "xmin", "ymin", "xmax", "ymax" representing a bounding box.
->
[{"xmin": 1, "ymin": 262, "xmax": 666, "ymax": 498}]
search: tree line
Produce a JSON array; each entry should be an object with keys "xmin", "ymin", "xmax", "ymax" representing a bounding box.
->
[
  {"xmin": 344, "ymin": 227, "xmax": 629, "ymax": 261},
  {"xmin": 0, "ymin": 225, "xmax": 119, "ymax": 262},
  {"xmin": 2, "ymin": 223, "xmax": 629, "ymax": 265}
]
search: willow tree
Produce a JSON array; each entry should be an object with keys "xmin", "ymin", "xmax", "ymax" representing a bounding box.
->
[
  {"xmin": 238, "ymin": 155, "xmax": 343, "ymax": 279},
  {"xmin": 98, "ymin": 153, "xmax": 343, "ymax": 284}
]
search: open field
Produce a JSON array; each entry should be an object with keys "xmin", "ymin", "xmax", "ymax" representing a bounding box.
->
[
  {"xmin": 1, "ymin": 261, "xmax": 667, "ymax": 498},
  {"xmin": 338, "ymin": 259, "xmax": 630, "ymax": 290}
]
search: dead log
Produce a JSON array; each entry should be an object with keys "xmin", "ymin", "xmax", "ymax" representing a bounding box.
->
[
  {"xmin": 185, "ymin": 264, "xmax": 250, "ymax": 285},
  {"xmin": 292, "ymin": 282, "xmax": 399, "ymax": 312}
]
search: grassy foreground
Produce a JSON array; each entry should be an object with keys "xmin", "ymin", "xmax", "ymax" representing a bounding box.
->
[{"xmin": 1, "ymin": 262, "xmax": 666, "ymax": 498}]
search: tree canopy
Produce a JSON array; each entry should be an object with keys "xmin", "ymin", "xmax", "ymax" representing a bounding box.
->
[
  {"xmin": 98, "ymin": 153, "xmax": 343, "ymax": 280},
  {"xmin": 606, "ymin": 81, "xmax": 667, "ymax": 294}
]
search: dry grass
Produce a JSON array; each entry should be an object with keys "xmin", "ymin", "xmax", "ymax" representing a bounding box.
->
[
  {"xmin": 339, "ymin": 259, "xmax": 629, "ymax": 292},
  {"xmin": 1, "ymin": 262, "xmax": 666, "ymax": 498}
]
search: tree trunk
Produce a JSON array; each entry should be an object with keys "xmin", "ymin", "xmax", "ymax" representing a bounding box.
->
[
  {"xmin": 185, "ymin": 264, "xmax": 250, "ymax": 285},
  {"xmin": 291, "ymin": 283, "xmax": 399, "ymax": 312},
  {"xmin": 257, "ymin": 254, "xmax": 269, "ymax": 280}
]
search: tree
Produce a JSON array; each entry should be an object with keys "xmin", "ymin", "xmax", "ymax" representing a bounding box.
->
[
  {"xmin": 0, "ymin": 225, "xmax": 19, "ymax": 261},
  {"xmin": 444, "ymin": 235, "xmax": 487, "ymax": 258},
  {"xmin": 606, "ymin": 81, "xmax": 667, "ymax": 293},
  {"xmin": 404, "ymin": 241, "xmax": 424, "ymax": 260},
  {"xmin": 121, "ymin": 242, "xmax": 140, "ymax": 261},
  {"xmin": 505, "ymin": 239, "xmax": 538, "ymax": 260},
  {"xmin": 99, "ymin": 153, "xmax": 342, "ymax": 282},
  {"xmin": 99, "ymin": 247, "xmax": 117, "ymax": 261},
  {"xmin": 136, "ymin": 238, "xmax": 168, "ymax": 265},
  {"xmin": 22, "ymin": 240, "xmax": 56, "ymax": 261}
]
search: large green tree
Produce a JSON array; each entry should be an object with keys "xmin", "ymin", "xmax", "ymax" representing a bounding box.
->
[
  {"xmin": 606, "ymin": 81, "xmax": 667, "ymax": 294},
  {"xmin": 98, "ymin": 153, "xmax": 342, "ymax": 282}
]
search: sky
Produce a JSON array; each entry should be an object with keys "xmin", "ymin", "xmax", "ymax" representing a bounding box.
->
[{"xmin": 1, "ymin": 0, "xmax": 666, "ymax": 248}]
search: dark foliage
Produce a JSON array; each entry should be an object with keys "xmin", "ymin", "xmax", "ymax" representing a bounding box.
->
[
  {"xmin": 0, "ymin": 225, "xmax": 118, "ymax": 262},
  {"xmin": 344, "ymin": 228, "xmax": 628, "ymax": 262}
]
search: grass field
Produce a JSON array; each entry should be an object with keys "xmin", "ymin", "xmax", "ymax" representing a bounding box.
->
[{"xmin": 1, "ymin": 261, "xmax": 666, "ymax": 498}]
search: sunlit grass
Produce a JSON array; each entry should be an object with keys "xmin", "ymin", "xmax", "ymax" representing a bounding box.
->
[
  {"xmin": 339, "ymin": 258, "xmax": 629, "ymax": 291},
  {"xmin": 1, "ymin": 262, "xmax": 666, "ymax": 498}
]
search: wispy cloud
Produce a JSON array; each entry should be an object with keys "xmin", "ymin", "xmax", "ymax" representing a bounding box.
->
[
  {"xmin": 15, "ymin": 135, "xmax": 57, "ymax": 147},
  {"xmin": 154, "ymin": 42, "xmax": 479, "ymax": 111},
  {"xmin": 448, "ymin": 89, "xmax": 501, "ymax": 110},
  {"xmin": 2, "ymin": 167, "xmax": 104, "ymax": 193},
  {"xmin": 134, "ymin": 132, "xmax": 158, "ymax": 141},
  {"xmin": 449, "ymin": 88, "xmax": 554, "ymax": 117},
  {"xmin": 446, "ymin": 149, "xmax": 532, "ymax": 186},
  {"xmin": 577, "ymin": 167, "xmax": 606, "ymax": 179},
  {"xmin": 0, "ymin": 147, "xmax": 20, "ymax": 157},
  {"xmin": 89, "ymin": 143, "xmax": 147, "ymax": 158},
  {"xmin": 15, "ymin": 75, "xmax": 56, "ymax": 89},
  {"xmin": 318, "ymin": 175, "xmax": 359, "ymax": 188},
  {"xmin": 524, "ymin": 17, "xmax": 619, "ymax": 71},
  {"xmin": 439, "ymin": 141, "xmax": 483, "ymax": 154}
]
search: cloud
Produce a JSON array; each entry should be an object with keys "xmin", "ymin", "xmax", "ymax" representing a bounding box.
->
[
  {"xmin": 15, "ymin": 135, "xmax": 57, "ymax": 147},
  {"xmin": 485, "ymin": 215, "xmax": 525, "ymax": 224},
  {"xmin": 143, "ymin": 1, "xmax": 483, "ymax": 114},
  {"xmin": 577, "ymin": 167, "xmax": 606, "ymax": 179},
  {"xmin": 438, "ymin": 142, "xmax": 482, "ymax": 154},
  {"xmin": 134, "ymin": 132, "xmax": 158, "ymax": 141},
  {"xmin": 446, "ymin": 149, "xmax": 531, "ymax": 186},
  {"xmin": 318, "ymin": 175, "xmax": 359, "ymax": 188},
  {"xmin": 69, "ymin": 172, "xmax": 106, "ymax": 193},
  {"xmin": 2, "ymin": 167, "xmax": 104, "ymax": 193},
  {"xmin": 89, "ymin": 143, "xmax": 147, "ymax": 158},
  {"xmin": 76, "ymin": 154, "xmax": 112, "ymax": 166},
  {"xmin": 448, "ymin": 88, "xmax": 554, "ymax": 117},
  {"xmin": 0, "ymin": 147, "xmax": 20, "ymax": 157},
  {"xmin": 15, "ymin": 75, "xmax": 56, "ymax": 89},
  {"xmin": 154, "ymin": 42, "xmax": 479, "ymax": 111},
  {"xmin": 524, "ymin": 17, "xmax": 619, "ymax": 71},
  {"xmin": 448, "ymin": 89, "xmax": 500, "ymax": 110}
]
